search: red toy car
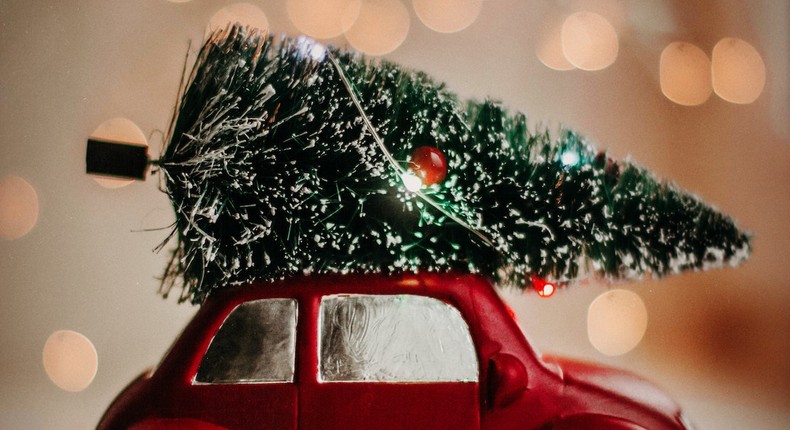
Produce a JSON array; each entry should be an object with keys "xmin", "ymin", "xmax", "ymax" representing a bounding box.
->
[{"xmin": 98, "ymin": 273, "xmax": 695, "ymax": 429}]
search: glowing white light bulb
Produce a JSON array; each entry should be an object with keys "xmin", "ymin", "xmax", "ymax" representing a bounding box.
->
[
  {"xmin": 538, "ymin": 282, "xmax": 555, "ymax": 297},
  {"xmin": 295, "ymin": 36, "xmax": 327, "ymax": 61},
  {"xmin": 560, "ymin": 150, "xmax": 581, "ymax": 167},
  {"xmin": 402, "ymin": 172, "xmax": 423, "ymax": 192}
]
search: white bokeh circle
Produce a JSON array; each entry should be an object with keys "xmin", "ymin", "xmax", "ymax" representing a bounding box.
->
[
  {"xmin": 206, "ymin": 2, "xmax": 269, "ymax": 36},
  {"xmin": 287, "ymin": 0, "xmax": 362, "ymax": 39},
  {"xmin": 0, "ymin": 175, "xmax": 39, "ymax": 240},
  {"xmin": 587, "ymin": 289, "xmax": 648, "ymax": 356},
  {"xmin": 712, "ymin": 37, "xmax": 766, "ymax": 104},
  {"xmin": 660, "ymin": 41, "xmax": 712, "ymax": 106},
  {"xmin": 561, "ymin": 11, "xmax": 619, "ymax": 71},
  {"xmin": 343, "ymin": 0, "xmax": 410, "ymax": 56},
  {"xmin": 412, "ymin": 0, "xmax": 482, "ymax": 33},
  {"xmin": 43, "ymin": 330, "xmax": 98, "ymax": 392}
]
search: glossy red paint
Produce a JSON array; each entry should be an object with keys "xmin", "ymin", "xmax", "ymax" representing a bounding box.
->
[
  {"xmin": 129, "ymin": 418, "xmax": 229, "ymax": 430},
  {"xmin": 98, "ymin": 273, "xmax": 690, "ymax": 429}
]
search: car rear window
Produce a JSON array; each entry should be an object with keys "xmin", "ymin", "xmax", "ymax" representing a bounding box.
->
[{"xmin": 195, "ymin": 298, "xmax": 297, "ymax": 384}]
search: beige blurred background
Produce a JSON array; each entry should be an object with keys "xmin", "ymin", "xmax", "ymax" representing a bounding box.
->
[{"xmin": 0, "ymin": 0, "xmax": 787, "ymax": 428}]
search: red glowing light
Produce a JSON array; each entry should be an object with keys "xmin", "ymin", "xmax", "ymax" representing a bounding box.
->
[
  {"xmin": 538, "ymin": 283, "xmax": 556, "ymax": 298},
  {"xmin": 531, "ymin": 275, "xmax": 556, "ymax": 298}
]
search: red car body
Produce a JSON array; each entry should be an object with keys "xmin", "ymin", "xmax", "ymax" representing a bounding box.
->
[{"xmin": 98, "ymin": 273, "xmax": 693, "ymax": 429}]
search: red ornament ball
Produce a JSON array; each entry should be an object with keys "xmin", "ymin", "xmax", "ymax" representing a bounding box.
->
[{"xmin": 409, "ymin": 146, "xmax": 447, "ymax": 186}]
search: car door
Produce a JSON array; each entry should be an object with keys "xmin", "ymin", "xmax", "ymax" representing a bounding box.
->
[
  {"xmin": 179, "ymin": 298, "xmax": 299, "ymax": 429},
  {"xmin": 300, "ymin": 294, "xmax": 480, "ymax": 430}
]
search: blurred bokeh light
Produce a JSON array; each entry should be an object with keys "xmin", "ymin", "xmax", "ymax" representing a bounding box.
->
[
  {"xmin": 412, "ymin": 0, "xmax": 482, "ymax": 34},
  {"xmin": 42, "ymin": 330, "xmax": 98, "ymax": 392},
  {"xmin": 287, "ymin": 0, "xmax": 361, "ymax": 39},
  {"xmin": 343, "ymin": 0, "xmax": 410, "ymax": 56},
  {"xmin": 0, "ymin": 175, "xmax": 39, "ymax": 240},
  {"xmin": 660, "ymin": 41, "xmax": 712, "ymax": 106},
  {"xmin": 536, "ymin": 19, "xmax": 576, "ymax": 71},
  {"xmin": 205, "ymin": 2, "xmax": 269, "ymax": 36},
  {"xmin": 561, "ymin": 11, "xmax": 619, "ymax": 71},
  {"xmin": 587, "ymin": 289, "xmax": 648, "ymax": 356},
  {"xmin": 712, "ymin": 37, "xmax": 766, "ymax": 104}
]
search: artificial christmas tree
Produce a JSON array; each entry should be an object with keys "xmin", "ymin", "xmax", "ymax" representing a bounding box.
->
[{"xmin": 149, "ymin": 26, "xmax": 749, "ymax": 304}]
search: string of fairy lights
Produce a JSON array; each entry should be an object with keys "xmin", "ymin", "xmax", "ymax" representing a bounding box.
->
[{"xmin": 0, "ymin": 1, "xmax": 768, "ymax": 394}]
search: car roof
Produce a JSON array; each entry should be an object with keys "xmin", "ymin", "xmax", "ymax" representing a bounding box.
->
[{"xmin": 200, "ymin": 272, "xmax": 496, "ymax": 307}]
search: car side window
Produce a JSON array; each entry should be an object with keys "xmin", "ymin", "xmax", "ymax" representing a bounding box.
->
[
  {"xmin": 319, "ymin": 294, "xmax": 478, "ymax": 383},
  {"xmin": 195, "ymin": 298, "xmax": 297, "ymax": 384}
]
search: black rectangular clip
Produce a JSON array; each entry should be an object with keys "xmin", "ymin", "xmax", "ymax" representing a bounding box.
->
[{"xmin": 86, "ymin": 138, "xmax": 149, "ymax": 180}]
